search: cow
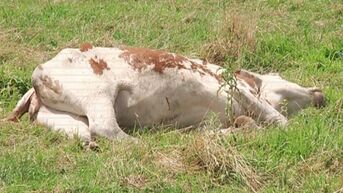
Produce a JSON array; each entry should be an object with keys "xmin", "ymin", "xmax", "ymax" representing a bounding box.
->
[{"xmin": 5, "ymin": 44, "xmax": 325, "ymax": 146}]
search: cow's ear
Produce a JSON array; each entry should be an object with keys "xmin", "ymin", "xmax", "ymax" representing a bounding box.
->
[{"xmin": 234, "ymin": 69, "xmax": 262, "ymax": 91}]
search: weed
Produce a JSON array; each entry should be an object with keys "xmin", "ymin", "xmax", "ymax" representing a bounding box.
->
[{"xmin": 201, "ymin": 9, "xmax": 258, "ymax": 66}]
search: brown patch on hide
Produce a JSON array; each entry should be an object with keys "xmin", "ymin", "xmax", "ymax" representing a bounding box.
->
[
  {"xmin": 80, "ymin": 42, "xmax": 93, "ymax": 52},
  {"xmin": 234, "ymin": 70, "xmax": 260, "ymax": 94},
  {"xmin": 119, "ymin": 47, "xmax": 187, "ymax": 73},
  {"xmin": 119, "ymin": 46, "xmax": 222, "ymax": 82},
  {"xmin": 89, "ymin": 58, "xmax": 110, "ymax": 75},
  {"xmin": 234, "ymin": 70, "xmax": 256, "ymax": 88},
  {"xmin": 190, "ymin": 62, "xmax": 222, "ymax": 81},
  {"xmin": 40, "ymin": 75, "xmax": 63, "ymax": 94}
]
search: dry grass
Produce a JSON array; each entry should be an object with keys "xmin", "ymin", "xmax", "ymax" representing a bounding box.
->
[
  {"xmin": 201, "ymin": 9, "xmax": 258, "ymax": 65},
  {"xmin": 183, "ymin": 133, "xmax": 262, "ymax": 192},
  {"xmin": 0, "ymin": 29, "xmax": 47, "ymax": 67},
  {"xmin": 154, "ymin": 150, "xmax": 187, "ymax": 173},
  {"xmin": 297, "ymin": 150, "xmax": 343, "ymax": 176},
  {"xmin": 122, "ymin": 174, "xmax": 149, "ymax": 189},
  {"xmin": 149, "ymin": 129, "xmax": 263, "ymax": 192},
  {"xmin": 275, "ymin": 149, "xmax": 343, "ymax": 192}
]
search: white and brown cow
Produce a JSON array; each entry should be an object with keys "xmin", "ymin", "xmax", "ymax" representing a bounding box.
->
[{"xmin": 5, "ymin": 44, "xmax": 325, "ymax": 144}]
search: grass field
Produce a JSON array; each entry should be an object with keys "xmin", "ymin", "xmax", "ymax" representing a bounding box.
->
[{"xmin": 0, "ymin": 0, "xmax": 342, "ymax": 192}]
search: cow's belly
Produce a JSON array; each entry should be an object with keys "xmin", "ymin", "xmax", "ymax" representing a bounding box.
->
[{"xmin": 115, "ymin": 73, "xmax": 228, "ymax": 128}]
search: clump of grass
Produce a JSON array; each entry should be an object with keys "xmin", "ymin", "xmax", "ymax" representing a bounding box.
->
[
  {"xmin": 153, "ymin": 149, "xmax": 187, "ymax": 174},
  {"xmin": 0, "ymin": 72, "xmax": 31, "ymax": 109},
  {"xmin": 183, "ymin": 133, "xmax": 262, "ymax": 192},
  {"xmin": 122, "ymin": 174, "xmax": 149, "ymax": 190},
  {"xmin": 296, "ymin": 150, "xmax": 343, "ymax": 176},
  {"xmin": 0, "ymin": 29, "xmax": 47, "ymax": 66},
  {"xmin": 0, "ymin": 74, "xmax": 30, "ymax": 97},
  {"xmin": 201, "ymin": 10, "xmax": 258, "ymax": 66}
]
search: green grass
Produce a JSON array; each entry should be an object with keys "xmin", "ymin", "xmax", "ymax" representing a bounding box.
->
[{"xmin": 0, "ymin": 0, "xmax": 342, "ymax": 192}]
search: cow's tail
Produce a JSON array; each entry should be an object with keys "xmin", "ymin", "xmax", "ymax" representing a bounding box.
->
[{"xmin": 4, "ymin": 88, "xmax": 40, "ymax": 122}]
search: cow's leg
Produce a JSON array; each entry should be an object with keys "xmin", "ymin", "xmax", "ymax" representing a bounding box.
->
[
  {"xmin": 232, "ymin": 88, "xmax": 288, "ymax": 126},
  {"xmin": 35, "ymin": 105, "xmax": 99, "ymax": 149},
  {"xmin": 36, "ymin": 105, "xmax": 92, "ymax": 142},
  {"xmin": 28, "ymin": 92, "xmax": 41, "ymax": 121},
  {"xmin": 85, "ymin": 95, "xmax": 132, "ymax": 141},
  {"xmin": 5, "ymin": 88, "xmax": 35, "ymax": 122}
]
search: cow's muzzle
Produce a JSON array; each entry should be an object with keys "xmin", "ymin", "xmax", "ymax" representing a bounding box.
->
[{"xmin": 310, "ymin": 88, "xmax": 326, "ymax": 108}]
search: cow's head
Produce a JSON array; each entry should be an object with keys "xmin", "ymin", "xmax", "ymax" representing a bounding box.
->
[{"xmin": 235, "ymin": 70, "xmax": 325, "ymax": 116}]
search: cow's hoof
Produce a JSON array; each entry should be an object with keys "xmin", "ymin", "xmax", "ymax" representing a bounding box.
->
[
  {"xmin": 89, "ymin": 141, "xmax": 100, "ymax": 151},
  {"xmin": 83, "ymin": 141, "xmax": 100, "ymax": 151},
  {"xmin": 234, "ymin": 115, "xmax": 259, "ymax": 129},
  {"xmin": 1, "ymin": 116, "xmax": 17, "ymax": 122}
]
